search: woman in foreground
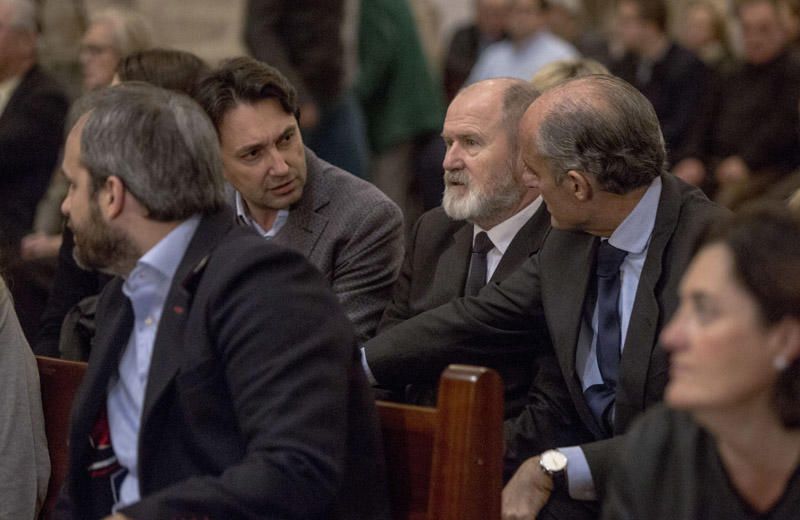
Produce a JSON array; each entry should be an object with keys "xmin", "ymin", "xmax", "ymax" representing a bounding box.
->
[{"xmin": 602, "ymin": 206, "xmax": 800, "ymax": 519}]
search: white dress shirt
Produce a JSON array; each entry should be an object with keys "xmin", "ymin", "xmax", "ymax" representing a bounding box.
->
[
  {"xmin": 107, "ymin": 215, "xmax": 201, "ymax": 508},
  {"xmin": 474, "ymin": 196, "xmax": 543, "ymax": 281}
]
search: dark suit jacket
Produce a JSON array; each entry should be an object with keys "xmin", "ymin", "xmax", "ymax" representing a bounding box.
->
[
  {"xmin": 365, "ymin": 174, "xmax": 728, "ymax": 498},
  {"xmin": 602, "ymin": 404, "xmax": 800, "ymax": 519},
  {"xmin": 270, "ymin": 148, "xmax": 404, "ymax": 342},
  {"xmin": 244, "ymin": 0, "xmax": 345, "ymax": 106},
  {"xmin": 0, "ymin": 64, "xmax": 69, "ymax": 250},
  {"xmin": 64, "ymin": 209, "xmax": 390, "ymax": 519},
  {"xmin": 611, "ymin": 43, "xmax": 709, "ymax": 162},
  {"xmin": 378, "ymin": 203, "xmax": 552, "ymax": 416},
  {"xmin": 443, "ymin": 24, "xmax": 481, "ymax": 102}
]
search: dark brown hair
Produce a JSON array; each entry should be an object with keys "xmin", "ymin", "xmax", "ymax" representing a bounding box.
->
[
  {"xmin": 622, "ymin": 0, "xmax": 669, "ymax": 31},
  {"xmin": 117, "ymin": 48, "xmax": 209, "ymax": 99},
  {"xmin": 696, "ymin": 204, "xmax": 800, "ymax": 427},
  {"xmin": 194, "ymin": 56, "xmax": 299, "ymax": 132}
]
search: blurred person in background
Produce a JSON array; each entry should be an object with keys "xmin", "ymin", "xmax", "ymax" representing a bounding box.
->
[
  {"xmin": 545, "ymin": 0, "xmax": 614, "ymax": 64},
  {"xmin": 603, "ymin": 206, "xmax": 800, "ymax": 519},
  {"xmin": 679, "ymin": 0, "xmax": 736, "ymax": 73},
  {"xmin": 530, "ymin": 56, "xmax": 609, "ymax": 91},
  {"xmin": 79, "ymin": 6, "xmax": 153, "ymax": 92},
  {"xmin": 443, "ymin": 0, "xmax": 510, "ymax": 101},
  {"xmin": 357, "ymin": 0, "xmax": 446, "ymax": 229},
  {"xmin": 0, "ymin": 0, "xmax": 69, "ymax": 340},
  {"xmin": 676, "ymin": 0, "xmax": 800, "ymax": 204},
  {"xmin": 779, "ymin": 0, "xmax": 800, "ymax": 51},
  {"xmin": 244, "ymin": 0, "xmax": 368, "ymax": 179},
  {"xmin": 610, "ymin": 0, "xmax": 709, "ymax": 164},
  {"xmin": 19, "ymin": 6, "xmax": 154, "ymax": 263},
  {"xmin": 468, "ymin": 0, "xmax": 578, "ymax": 83},
  {"xmin": 0, "ymin": 0, "xmax": 68, "ymax": 257}
]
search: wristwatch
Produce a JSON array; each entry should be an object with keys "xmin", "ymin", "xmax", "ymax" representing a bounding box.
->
[{"xmin": 539, "ymin": 449, "xmax": 568, "ymax": 490}]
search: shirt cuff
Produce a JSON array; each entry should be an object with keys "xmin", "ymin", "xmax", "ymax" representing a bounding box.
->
[
  {"xmin": 360, "ymin": 347, "xmax": 378, "ymax": 385},
  {"xmin": 559, "ymin": 446, "xmax": 597, "ymax": 501}
]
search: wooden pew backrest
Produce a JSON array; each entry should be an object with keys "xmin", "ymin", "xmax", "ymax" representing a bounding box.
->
[
  {"xmin": 376, "ymin": 365, "xmax": 504, "ymax": 520},
  {"xmin": 36, "ymin": 356, "xmax": 87, "ymax": 519}
]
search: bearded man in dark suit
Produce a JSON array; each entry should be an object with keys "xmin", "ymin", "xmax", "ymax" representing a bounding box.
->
[
  {"xmin": 59, "ymin": 83, "xmax": 389, "ymax": 520},
  {"xmin": 378, "ymin": 78, "xmax": 554, "ymax": 417}
]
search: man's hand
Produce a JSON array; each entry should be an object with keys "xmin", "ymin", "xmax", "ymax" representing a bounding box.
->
[
  {"xmin": 502, "ymin": 456, "xmax": 554, "ymax": 520},
  {"xmin": 20, "ymin": 232, "xmax": 63, "ymax": 260}
]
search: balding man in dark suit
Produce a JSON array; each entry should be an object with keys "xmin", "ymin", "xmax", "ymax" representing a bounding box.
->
[{"xmin": 364, "ymin": 75, "xmax": 728, "ymax": 519}]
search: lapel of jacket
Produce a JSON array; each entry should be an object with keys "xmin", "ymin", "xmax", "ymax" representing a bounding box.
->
[
  {"xmin": 491, "ymin": 204, "xmax": 550, "ymax": 282},
  {"xmin": 0, "ymin": 66, "xmax": 36, "ymax": 126},
  {"xmin": 139, "ymin": 210, "xmax": 234, "ymax": 428},
  {"xmin": 541, "ymin": 231, "xmax": 602, "ymax": 437},
  {"xmin": 69, "ymin": 279, "xmax": 133, "ymax": 476},
  {"xmin": 438, "ymin": 220, "xmax": 473, "ymax": 295},
  {"xmin": 615, "ymin": 175, "xmax": 682, "ymax": 431},
  {"xmin": 273, "ymin": 149, "xmax": 329, "ymax": 260}
]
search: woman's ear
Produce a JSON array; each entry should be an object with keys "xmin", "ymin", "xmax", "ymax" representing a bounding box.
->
[{"xmin": 769, "ymin": 317, "xmax": 800, "ymax": 370}]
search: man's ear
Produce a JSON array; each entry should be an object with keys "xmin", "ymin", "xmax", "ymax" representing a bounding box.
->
[
  {"xmin": 521, "ymin": 167, "xmax": 538, "ymax": 189},
  {"xmin": 565, "ymin": 170, "xmax": 592, "ymax": 201},
  {"xmin": 99, "ymin": 176, "xmax": 126, "ymax": 219}
]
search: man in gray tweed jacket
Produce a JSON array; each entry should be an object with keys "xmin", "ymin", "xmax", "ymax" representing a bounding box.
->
[{"xmin": 196, "ymin": 56, "xmax": 404, "ymax": 341}]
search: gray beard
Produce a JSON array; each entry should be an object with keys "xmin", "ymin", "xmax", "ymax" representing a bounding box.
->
[{"xmin": 442, "ymin": 169, "xmax": 522, "ymax": 226}]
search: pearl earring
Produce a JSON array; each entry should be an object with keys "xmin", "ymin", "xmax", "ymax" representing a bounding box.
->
[{"xmin": 774, "ymin": 354, "xmax": 789, "ymax": 372}]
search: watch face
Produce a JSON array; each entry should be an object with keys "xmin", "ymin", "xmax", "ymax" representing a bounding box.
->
[{"xmin": 541, "ymin": 450, "xmax": 568, "ymax": 472}]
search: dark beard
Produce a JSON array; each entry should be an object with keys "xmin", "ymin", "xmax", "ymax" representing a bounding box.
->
[{"xmin": 71, "ymin": 205, "xmax": 138, "ymax": 276}]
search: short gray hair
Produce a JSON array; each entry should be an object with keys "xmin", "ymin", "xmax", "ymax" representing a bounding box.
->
[
  {"xmin": 535, "ymin": 74, "xmax": 666, "ymax": 195},
  {"xmin": 89, "ymin": 7, "xmax": 154, "ymax": 57},
  {"xmin": 1, "ymin": 0, "xmax": 36, "ymax": 32},
  {"xmin": 500, "ymin": 79, "xmax": 540, "ymax": 154},
  {"xmin": 70, "ymin": 83, "xmax": 226, "ymax": 221}
]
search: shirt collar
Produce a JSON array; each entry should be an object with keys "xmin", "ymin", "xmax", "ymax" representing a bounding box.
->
[
  {"xmin": 607, "ymin": 176, "xmax": 662, "ymax": 255},
  {"xmin": 235, "ymin": 191, "xmax": 289, "ymax": 239},
  {"xmin": 475, "ymin": 196, "xmax": 543, "ymax": 255},
  {"xmin": 134, "ymin": 215, "xmax": 202, "ymax": 281},
  {"xmin": 0, "ymin": 75, "xmax": 22, "ymax": 117}
]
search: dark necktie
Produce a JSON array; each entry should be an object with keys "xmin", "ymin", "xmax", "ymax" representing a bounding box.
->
[
  {"xmin": 584, "ymin": 240, "xmax": 628, "ymax": 437},
  {"xmin": 464, "ymin": 231, "xmax": 494, "ymax": 297}
]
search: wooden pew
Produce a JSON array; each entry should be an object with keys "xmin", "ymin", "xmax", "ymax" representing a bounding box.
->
[
  {"xmin": 35, "ymin": 359, "xmax": 503, "ymax": 519},
  {"xmin": 376, "ymin": 364, "xmax": 504, "ymax": 520},
  {"xmin": 36, "ymin": 356, "xmax": 87, "ymax": 519}
]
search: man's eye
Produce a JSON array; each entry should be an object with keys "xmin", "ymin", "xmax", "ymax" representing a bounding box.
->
[
  {"xmin": 278, "ymin": 133, "xmax": 293, "ymax": 148},
  {"xmin": 242, "ymin": 149, "xmax": 260, "ymax": 161}
]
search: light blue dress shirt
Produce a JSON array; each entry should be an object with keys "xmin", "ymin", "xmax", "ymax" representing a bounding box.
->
[
  {"xmin": 107, "ymin": 215, "xmax": 201, "ymax": 509},
  {"xmin": 561, "ymin": 177, "xmax": 662, "ymax": 501},
  {"xmin": 467, "ymin": 31, "xmax": 578, "ymax": 84},
  {"xmin": 235, "ymin": 191, "xmax": 289, "ymax": 239}
]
